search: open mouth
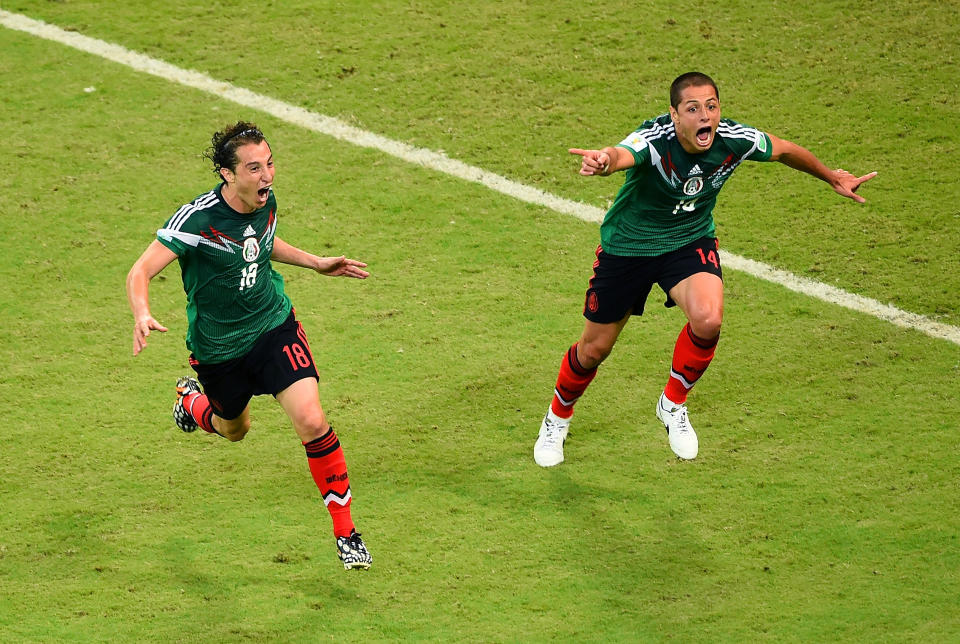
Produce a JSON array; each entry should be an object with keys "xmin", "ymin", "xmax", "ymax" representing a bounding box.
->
[
  {"xmin": 695, "ymin": 126, "xmax": 712, "ymax": 146},
  {"xmin": 257, "ymin": 186, "xmax": 271, "ymax": 200}
]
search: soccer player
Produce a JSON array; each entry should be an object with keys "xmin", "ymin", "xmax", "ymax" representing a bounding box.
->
[
  {"xmin": 534, "ymin": 72, "xmax": 876, "ymax": 466},
  {"xmin": 126, "ymin": 121, "xmax": 373, "ymax": 569}
]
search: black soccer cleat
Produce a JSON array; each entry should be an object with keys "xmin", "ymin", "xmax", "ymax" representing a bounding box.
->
[
  {"xmin": 336, "ymin": 530, "xmax": 372, "ymax": 570},
  {"xmin": 173, "ymin": 376, "xmax": 201, "ymax": 433}
]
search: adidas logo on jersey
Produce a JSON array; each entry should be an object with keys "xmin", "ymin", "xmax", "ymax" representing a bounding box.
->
[
  {"xmin": 243, "ymin": 225, "xmax": 257, "ymax": 237},
  {"xmin": 688, "ymin": 164, "xmax": 703, "ymax": 176}
]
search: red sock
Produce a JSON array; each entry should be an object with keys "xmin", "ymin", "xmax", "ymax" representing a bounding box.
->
[
  {"xmin": 183, "ymin": 392, "xmax": 217, "ymax": 433},
  {"xmin": 663, "ymin": 323, "xmax": 718, "ymax": 405},
  {"xmin": 550, "ymin": 343, "xmax": 598, "ymax": 419},
  {"xmin": 303, "ymin": 429, "xmax": 355, "ymax": 538}
]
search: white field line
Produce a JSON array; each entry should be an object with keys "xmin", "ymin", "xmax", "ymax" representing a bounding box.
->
[{"xmin": 3, "ymin": 9, "xmax": 958, "ymax": 346}]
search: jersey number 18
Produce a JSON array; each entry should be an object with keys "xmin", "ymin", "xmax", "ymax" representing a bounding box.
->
[{"xmin": 239, "ymin": 264, "xmax": 258, "ymax": 291}]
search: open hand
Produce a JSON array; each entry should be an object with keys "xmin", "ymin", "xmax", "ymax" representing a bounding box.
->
[
  {"xmin": 316, "ymin": 256, "xmax": 370, "ymax": 279},
  {"xmin": 832, "ymin": 169, "xmax": 877, "ymax": 203},
  {"xmin": 133, "ymin": 316, "xmax": 168, "ymax": 355}
]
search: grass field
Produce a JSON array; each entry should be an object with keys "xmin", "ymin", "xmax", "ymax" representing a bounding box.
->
[{"xmin": 1, "ymin": 1, "xmax": 958, "ymax": 641}]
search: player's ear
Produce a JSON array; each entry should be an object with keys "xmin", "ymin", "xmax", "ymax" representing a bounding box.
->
[{"xmin": 219, "ymin": 167, "xmax": 234, "ymax": 184}]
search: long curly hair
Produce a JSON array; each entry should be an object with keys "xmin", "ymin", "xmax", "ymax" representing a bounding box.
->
[{"xmin": 203, "ymin": 121, "xmax": 267, "ymax": 180}]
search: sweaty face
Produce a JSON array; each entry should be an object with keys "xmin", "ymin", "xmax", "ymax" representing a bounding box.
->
[
  {"xmin": 221, "ymin": 140, "xmax": 275, "ymax": 213},
  {"xmin": 669, "ymin": 84, "xmax": 721, "ymax": 154}
]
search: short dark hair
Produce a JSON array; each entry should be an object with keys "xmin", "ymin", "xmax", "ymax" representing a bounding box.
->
[
  {"xmin": 204, "ymin": 121, "xmax": 267, "ymax": 179},
  {"xmin": 670, "ymin": 72, "xmax": 719, "ymax": 108}
]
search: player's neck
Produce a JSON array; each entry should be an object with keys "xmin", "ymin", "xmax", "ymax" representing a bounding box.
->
[{"xmin": 220, "ymin": 183, "xmax": 255, "ymax": 214}]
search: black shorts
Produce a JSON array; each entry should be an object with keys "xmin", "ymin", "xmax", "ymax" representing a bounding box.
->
[
  {"xmin": 583, "ymin": 237, "xmax": 723, "ymax": 324},
  {"xmin": 189, "ymin": 311, "xmax": 319, "ymax": 420}
]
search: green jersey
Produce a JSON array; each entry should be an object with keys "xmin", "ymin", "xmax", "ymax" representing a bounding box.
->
[
  {"xmin": 601, "ymin": 114, "xmax": 773, "ymax": 256},
  {"xmin": 157, "ymin": 185, "xmax": 292, "ymax": 363}
]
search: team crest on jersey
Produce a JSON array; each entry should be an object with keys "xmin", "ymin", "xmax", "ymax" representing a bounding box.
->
[
  {"xmin": 683, "ymin": 176, "xmax": 704, "ymax": 196},
  {"xmin": 242, "ymin": 237, "xmax": 260, "ymax": 262}
]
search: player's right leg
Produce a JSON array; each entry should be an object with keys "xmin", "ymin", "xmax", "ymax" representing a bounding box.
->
[
  {"xmin": 173, "ymin": 376, "xmax": 203, "ymax": 432},
  {"xmin": 534, "ymin": 318, "xmax": 627, "ymax": 467},
  {"xmin": 174, "ymin": 376, "xmax": 251, "ymax": 440},
  {"xmin": 174, "ymin": 355, "xmax": 254, "ymax": 440},
  {"xmin": 535, "ymin": 246, "xmax": 647, "ymax": 467}
]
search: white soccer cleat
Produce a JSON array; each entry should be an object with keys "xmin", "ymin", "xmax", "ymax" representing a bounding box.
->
[
  {"xmin": 534, "ymin": 409, "xmax": 571, "ymax": 467},
  {"xmin": 655, "ymin": 393, "xmax": 699, "ymax": 460}
]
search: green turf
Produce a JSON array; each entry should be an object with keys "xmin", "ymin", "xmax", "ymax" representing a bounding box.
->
[
  {"xmin": 1, "ymin": 2, "xmax": 958, "ymax": 642},
  {"xmin": 4, "ymin": 0, "xmax": 957, "ymax": 325}
]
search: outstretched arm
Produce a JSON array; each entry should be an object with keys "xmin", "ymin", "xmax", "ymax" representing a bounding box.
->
[
  {"xmin": 126, "ymin": 240, "xmax": 177, "ymax": 355},
  {"xmin": 272, "ymin": 237, "xmax": 370, "ymax": 279},
  {"xmin": 768, "ymin": 133, "xmax": 877, "ymax": 203},
  {"xmin": 569, "ymin": 146, "xmax": 636, "ymax": 176}
]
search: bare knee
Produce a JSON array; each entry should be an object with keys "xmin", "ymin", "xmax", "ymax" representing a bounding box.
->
[
  {"xmin": 294, "ymin": 412, "xmax": 331, "ymax": 443},
  {"xmin": 688, "ymin": 311, "xmax": 722, "ymax": 341},
  {"xmin": 216, "ymin": 416, "xmax": 251, "ymax": 442},
  {"xmin": 578, "ymin": 337, "xmax": 615, "ymax": 369}
]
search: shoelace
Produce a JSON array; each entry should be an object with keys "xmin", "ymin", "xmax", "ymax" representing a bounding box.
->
[
  {"xmin": 176, "ymin": 382, "xmax": 198, "ymax": 399},
  {"xmin": 671, "ymin": 407, "xmax": 691, "ymax": 434},
  {"xmin": 541, "ymin": 419, "xmax": 565, "ymax": 447},
  {"xmin": 340, "ymin": 534, "xmax": 370, "ymax": 562},
  {"xmin": 662, "ymin": 402, "xmax": 691, "ymax": 435}
]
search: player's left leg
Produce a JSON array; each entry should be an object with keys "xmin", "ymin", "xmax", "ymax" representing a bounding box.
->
[
  {"xmin": 276, "ymin": 376, "xmax": 371, "ymax": 570},
  {"xmin": 666, "ymin": 271, "xmax": 723, "ymax": 402},
  {"xmin": 657, "ymin": 271, "xmax": 723, "ymax": 459}
]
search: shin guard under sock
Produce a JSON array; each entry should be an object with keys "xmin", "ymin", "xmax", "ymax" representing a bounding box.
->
[
  {"xmin": 303, "ymin": 429, "xmax": 355, "ymax": 538},
  {"xmin": 550, "ymin": 343, "xmax": 598, "ymax": 419},
  {"xmin": 663, "ymin": 323, "xmax": 718, "ymax": 405}
]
